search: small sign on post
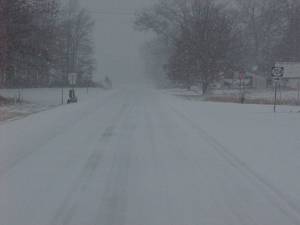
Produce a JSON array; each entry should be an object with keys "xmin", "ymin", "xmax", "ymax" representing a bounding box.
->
[
  {"xmin": 272, "ymin": 67, "xmax": 284, "ymax": 112},
  {"xmin": 68, "ymin": 73, "xmax": 77, "ymax": 86},
  {"xmin": 272, "ymin": 67, "xmax": 284, "ymax": 78},
  {"xmin": 273, "ymin": 79, "xmax": 279, "ymax": 112}
]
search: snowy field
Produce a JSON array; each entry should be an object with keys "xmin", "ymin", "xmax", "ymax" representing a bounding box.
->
[
  {"xmin": 0, "ymin": 88, "xmax": 106, "ymax": 121},
  {"xmin": 213, "ymin": 88, "xmax": 300, "ymax": 104},
  {"xmin": 165, "ymin": 87, "xmax": 300, "ymax": 105},
  {"xmin": 0, "ymin": 87, "xmax": 300, "ymax": 225}
]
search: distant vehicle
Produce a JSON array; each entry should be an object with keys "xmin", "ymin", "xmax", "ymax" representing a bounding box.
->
[{"xmin": 103, "ymin": 76, "xmax": 112, "ymax": 89}]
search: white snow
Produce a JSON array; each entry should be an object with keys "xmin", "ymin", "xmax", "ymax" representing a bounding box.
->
[
  {"xmin": 0, "ymin": 88, "xmax": 105, "ymax": 106},
  {"xmin": 0, "ymin": 88, "xmax": 105, "ymax": 122},
  {"xmin": 213, "ymin": 88, "xmax": 300, "ymax": 103},
  {"xmin": 0, "ymin": 87, "xmax": 300, "ymax": 225}
]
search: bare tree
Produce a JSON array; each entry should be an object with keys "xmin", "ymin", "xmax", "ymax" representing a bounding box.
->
[
  {"xmin": 275, "ymin": 0, "xmax": 300, "ymax": 62},
  {"xmin": 135, "ymin": 0, "xmax": 241, "ymax": 93},
  {"xmin": 140, "ymin": 38, "xmax": 170, "ymax": 87},
  {"xmin": 235, "ymin": 0, "xmax": 289, "ymax": 73},
  {"xmin": 136, "ymin": 0, "xmax": 298, "ymax": 92},
  {"xmin": 57, "ymin": 0, "xmax": 95, "ymax": 86},
  {"xmin": 0, "ymin": 0, "xmax": 8, "ymax": 86},
  {"xmin": 0, "ymin": 0, "xmax": 95, "ymax": 88}
]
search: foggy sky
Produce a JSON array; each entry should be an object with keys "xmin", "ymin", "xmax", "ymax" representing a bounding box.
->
[{"xmin": 79, "ymin": 0, "xmax": 155, "ymax": 85}]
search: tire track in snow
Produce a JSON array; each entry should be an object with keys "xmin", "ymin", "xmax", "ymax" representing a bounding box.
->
[
  {"xmin": 0, "ymin": 91, "xmax": 121, "ymax": 178},
  {"xmin": 167, "ymin": 103, "xmax": 300, "ymax": 225},
  {"xmin": 161, "ymin": 101, "xmax": 281, "ymax": 225},
  {"xmin": 50, "ymin": 102, "xmax": 130, "ymax": 225},
  {"xmin": 154, "ymin": 100, "xmax": 251, "ymax": 225},
  {"xmin": 93, "ymin": 102, "xmax": 138, "ymax": 225},
  {"xmin": 142, "ymin": 100, "xmax": 173, "ymax": 225}
]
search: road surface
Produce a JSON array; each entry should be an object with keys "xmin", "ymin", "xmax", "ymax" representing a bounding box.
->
[{"xmin": 0, "ymin": 88, "xmax": 300, "ymax": 225}]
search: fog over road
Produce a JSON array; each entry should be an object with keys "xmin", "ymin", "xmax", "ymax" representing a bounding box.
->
[
  {"xmin": 79, "ymin": 0, "xmax": 154, "ymax": 84},
  {"xmin": 1, "ymin": 88, "xmax": 300, "ymax": 225}
]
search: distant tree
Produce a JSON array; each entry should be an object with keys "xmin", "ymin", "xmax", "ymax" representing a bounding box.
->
[
  {"xmin": 135, "ymin": 0, "xmax": 240, "ymax": 93},
  {"xmin": 57, "ymin": 0, "xmax": 95, "ymax": 86},
  {"xmin": 26, "ymin": 0, "xmax": 60, "ymax": 86},
  {"xmin": 0, "ymin": 0, "xmax": 61, "ymax": 87},
  {"xmin": 0, "ymin": 0, "xmax": 8, "ymax": 85},
  {"xmin": 275, "ymin": 0, "xmax": 300, "ymax": 62},
  {"xmin": 136, "ymin": 0, "xmax": 299, "ymax": 91},
  {"xmin": 0, "ymin": 0, "xmax": 95, "ymax": 88},
  {"xmin": 235, "ymin": 0, "xmax": 289, "ymax": 73},
  {"xmin": 3, "ymin": 0, "xmax": 32, "ymax": 87},
  {"xmin": 140, "ymin": 38, "xmax": 170, "ymax": 87}
]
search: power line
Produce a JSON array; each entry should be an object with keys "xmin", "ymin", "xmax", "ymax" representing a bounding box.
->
[{"xmin": 86, "ymin": 9, "xmax": 136, "ymax": 16}]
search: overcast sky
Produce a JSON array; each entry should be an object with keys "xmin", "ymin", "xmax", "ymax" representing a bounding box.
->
[{"xmin": 79, "ymin": 0, "xmax": 155, "ymax": 85}]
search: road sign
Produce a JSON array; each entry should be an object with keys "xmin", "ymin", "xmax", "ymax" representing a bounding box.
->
[
  {"xmin": 272, "ymin": 67, "xmax": 284, "ymax": 78},
  {"xmin": 68, "ymin": 73, "xmax": 77, "ymax": 85},
  {"xmin": 271, "ymin": 67, "xmax": 283, "ymax": 112},
  {"xmin": 240, "ymin": 72, "xmax": 244, "ymax": 80}
]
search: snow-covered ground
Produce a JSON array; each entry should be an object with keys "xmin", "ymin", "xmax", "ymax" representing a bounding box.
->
[
  {"xmin": 213, "ymin": 88, "xmax": 300, "ymax": 103},
  {"xmin": 0, "ymin": 88, "xmax": 105, "ymax": 122},
  {"xmin": 165, "ymin": 87, "xmax": 300, "ymax": 105},
  {"xmin": 0, "ymin": 87, "xmax": 300, "ymax": 225}
]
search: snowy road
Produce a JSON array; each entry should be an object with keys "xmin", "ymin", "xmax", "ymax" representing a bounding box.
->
[{"xmin": 1, "ymin": 88, "xmax": 300, "ymax": 225}]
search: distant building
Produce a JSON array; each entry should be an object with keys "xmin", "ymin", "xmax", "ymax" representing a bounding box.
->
[
  {"xmin": 275, "ymin": 62, "xmax": 300, "ymax": 89},
  {"xmin": 222, "ymin": 72, "xmax": 267, "ymax": 89},
  {"xmin": 248, "ymin": 73, "xmax": 267, "ymax": 89}
]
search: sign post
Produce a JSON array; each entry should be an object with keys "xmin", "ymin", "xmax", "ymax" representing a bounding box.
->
[
  {"xmin": 274, "ymin": 79, "xmax": 279, "ymax": 112},
  {"xmin": 297, "ymin": 80, "xmax": 300, "ymax": 105},
  {"xmin": 67, "ymin": 73, "xmax": 78, "ymax": 104},
  {"xmin": 271, "ymin": 67, "xmax": 284, "ymax": 112},
  {"xmin": 61, "ymin": 87, "xmax": 64, "ymax": 105},
  {"xmin": 239, "ymin": 72, "xmax": 245, "ymax": 103}
]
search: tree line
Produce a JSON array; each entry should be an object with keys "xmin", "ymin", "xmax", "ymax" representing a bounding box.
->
[
  {"xmin": 135, "ymin": 0, "xmax": 300, "ymax": 93},
  {"xmin": 0, "ymin": 0, "xmax": 95, "ymax": 88}
]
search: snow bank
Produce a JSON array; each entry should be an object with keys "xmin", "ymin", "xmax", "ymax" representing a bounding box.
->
[{"xmin": 0, "ymin": 88, "xmax": 106, "ymax": 122}]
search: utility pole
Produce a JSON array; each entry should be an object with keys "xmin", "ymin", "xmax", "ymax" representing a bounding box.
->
[
  {"xmin": 61, "ymin": 87, "xmax": 64, "ymax": 105},
  {"xmin": 297, "ymin": 80, "xmax": 300, "ymax": 106},
  {"xmin": 13, "ymin": 65, "xmax": 22, "ymax": 103},
  {"xmin": 271, "ymin": 66, "xmax": 284, "ymax": 112},
  {"xmin": 240, "ymin": 72, "xmax": 245, "ymax": 104},
  {"xmin": 274, "ymin": 79, "xmax": 279, "ymax": 113},
  {"xmin": 62, "ymin": 0, "xmax": 73, "ymax": 105}
]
